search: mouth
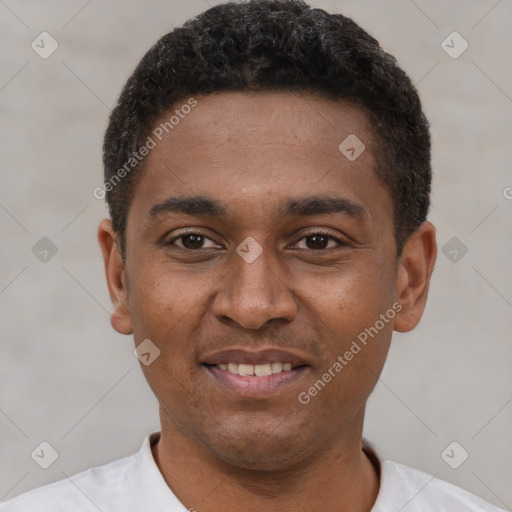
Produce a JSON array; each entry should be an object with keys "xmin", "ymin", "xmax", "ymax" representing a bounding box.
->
[
  {"xmin": 201, "ymin": 348, "xmax": 311, "ymax": 398},
  {"xmin": 207, "ymin": 361, "xmax": 298, "ymax": 376}
]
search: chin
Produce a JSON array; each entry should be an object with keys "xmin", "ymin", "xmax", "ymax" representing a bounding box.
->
[
  {"xmin": 213, "ymin": 445, "xmax": 303, "ymax": 472},
  {"xmin": 202, "ymin": 426, "xmax": 311, "ymax": 472}
]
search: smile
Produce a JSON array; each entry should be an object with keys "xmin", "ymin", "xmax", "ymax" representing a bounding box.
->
[
  {"xmin": 202, "ymin": 363, "xmax": 309, "ymax": 398},
  {"xmin": 215, "ymin": 362, "xmax": 294, "ymax": 376}
]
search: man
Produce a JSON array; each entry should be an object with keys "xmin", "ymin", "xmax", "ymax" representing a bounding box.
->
[{"xmin": 1, "ymin": 1, "xmax": 504, "ymax": 510}]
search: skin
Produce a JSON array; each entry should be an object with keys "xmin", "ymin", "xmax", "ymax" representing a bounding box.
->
[{"xmin": 98, "ymin": 91, "xmax": 437, "ymax": 512}]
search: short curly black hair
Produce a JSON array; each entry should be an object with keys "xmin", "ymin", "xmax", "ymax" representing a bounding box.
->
[{"xmin": 102, "ymin": 0, "xmax": 431, "ymax": 260}]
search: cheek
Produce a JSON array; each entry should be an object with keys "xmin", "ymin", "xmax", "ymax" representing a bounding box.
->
[
  {"xmin": 299, "ymin": 256, "xmax": 395, "ymax": 334},
  {"xmin": 127, "ymin": 264, "xmax": 204, "ymax": 401},
  {"xmin": 127, "ymin": 261, "xmax": 205, "ymax": 337},
  {"xmin": 297, "ymin": 256, "xmax": 395, "ymax": 394}
]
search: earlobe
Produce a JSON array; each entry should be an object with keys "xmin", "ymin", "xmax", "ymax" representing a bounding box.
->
[
  {"xmin": 97, "ymin": 219, "xmax": 133, "ymax": 335},
  {"xmin": 394, "ymin": 221, "xmax": 437, "ymax": 333}
]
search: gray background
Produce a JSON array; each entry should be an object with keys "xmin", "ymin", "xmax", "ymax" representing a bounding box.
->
[{"xmin": 1, "ymin": 0, "xmax": 511, "ymax": 508}]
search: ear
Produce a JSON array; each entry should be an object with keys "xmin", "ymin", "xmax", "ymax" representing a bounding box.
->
[
  {"xmin": 394, "ymin": 221, "xmax": 437, "ymax": 333},
  {"xmin": 97, "ymin": 219, "xmax": 133, "ymax": 335}
]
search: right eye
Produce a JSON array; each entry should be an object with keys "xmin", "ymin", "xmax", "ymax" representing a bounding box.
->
[{"xmin": 165, "ymin": 231, "xmax": 221, "ymax": 251}]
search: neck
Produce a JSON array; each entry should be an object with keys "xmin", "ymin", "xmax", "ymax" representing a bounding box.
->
[{"xmin": 152, "ymin": 408, "xmax": 380, "ymax": 512}]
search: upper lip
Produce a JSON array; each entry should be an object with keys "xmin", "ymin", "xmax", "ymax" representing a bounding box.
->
[{"xmin": 201, "ymin": 348, "xmax": 310, "ymax": 367}]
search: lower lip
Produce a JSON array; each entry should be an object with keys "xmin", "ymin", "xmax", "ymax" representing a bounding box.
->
[{"xmin": 203, "ymin": 364, "xmax": 309, "ymax": 398}]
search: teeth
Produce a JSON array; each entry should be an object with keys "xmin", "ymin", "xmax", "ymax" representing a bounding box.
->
[
  {"xmin": 270, "ymin": 362, "xmax": 283, "ymax": 373},
  {"xmin": 238, "ymin": 363, "xmax": 254, "ymax": 376},
  {"xmin": 216, "ymin": 362, "xmax": 294, "ymax": 376},
  {"xmin": 254, "ymin": 363, "xmax": 271, "ymax": 376}
]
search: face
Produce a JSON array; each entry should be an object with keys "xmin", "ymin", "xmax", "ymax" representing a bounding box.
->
[{"xmin": 99, "ymin": 91, "xmax": 436, "ymax": 471}]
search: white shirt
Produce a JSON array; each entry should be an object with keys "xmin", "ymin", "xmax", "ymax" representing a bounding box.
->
[{"xmin": 1, "ymin": 433, "xmax": 505, "ymax": 511}]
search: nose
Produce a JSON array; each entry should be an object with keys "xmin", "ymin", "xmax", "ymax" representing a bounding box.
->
[{"xmin": 212, "ymin": 244, "xmax": 298, "ymax": 330}]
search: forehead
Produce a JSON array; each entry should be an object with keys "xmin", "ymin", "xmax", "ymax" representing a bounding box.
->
[
  {"xmin": 153, "ymin": 91, "xmax": 376, "ymax": 166},
  {"xmin": 129, "ymin": 91, "xmax": 391, "ymax": 228}
]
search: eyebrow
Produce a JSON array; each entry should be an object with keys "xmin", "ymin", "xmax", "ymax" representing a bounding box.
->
[
  {"xmin": 148, "ymin": 196, "xmax": 228, "ymax": 219},
  {"xmin": 148, "ymin": 195, "xmax": 366, "ymax": 221},
  {"xmin": 283, "ymin": 196, "xmax": 365, "ymax": 218}
]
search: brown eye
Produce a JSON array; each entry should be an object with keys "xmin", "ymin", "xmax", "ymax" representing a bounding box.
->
[
  {"xmin": 181, "ymin": 234, "xmax": 205, "ymax": 249},
  {"xmin": 166, "ymin": 231, "xmax": 219, "ymax": 250},
  {"xmin": 295, "ymin": 231, "xmax": 347, "ymax": 250},
  {"xmin": 305, "ymin": 234, "xmax": 330, "ymax": 250}
]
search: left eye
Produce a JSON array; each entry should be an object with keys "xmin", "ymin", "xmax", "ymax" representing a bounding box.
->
[{"xmin": 294, "ymin": 232, "xmax": 345, "ymax": 250}]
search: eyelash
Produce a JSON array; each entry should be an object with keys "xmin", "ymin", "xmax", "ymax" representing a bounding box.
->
[{"xmin": 166, "ymin": 229, "xmax": 347, "ymax": 251}]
